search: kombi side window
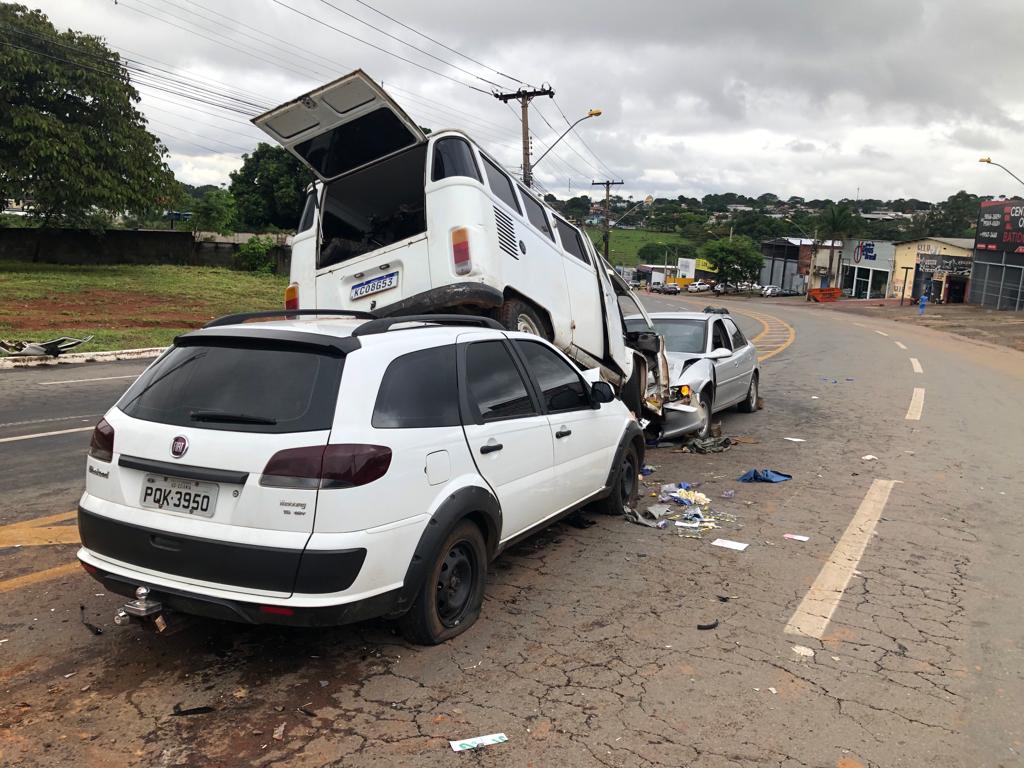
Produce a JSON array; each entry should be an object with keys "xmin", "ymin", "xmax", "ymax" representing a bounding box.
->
[
  {"xmin": 297, "ymin": 189, "xmax": 316, "ymax": 233},
  {"xmin": 519, "ymin": 188, "xmax": 554, "ymax": 241},
  {"xmin": 372, "ymin": 346, "xmax": 460, "ymax": 428},
  {"xmin": 431, "ymin": 137, "xmax": 480, "ymax": 182},
  {"xmin": 554, "ymin": 217, "xmax": 590, "ymax": 264},
  {"xmin": 318, "ymin": 144, "xmax": 427, "ymax": 270},
  {"xmin": 480, "ymin": 156, "xmax": 522, "ymax": 214}
]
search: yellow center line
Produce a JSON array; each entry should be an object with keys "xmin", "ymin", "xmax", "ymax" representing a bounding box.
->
[{"xmin": 0, "ymin": 562, "xmax": 82, "ymax": 594}]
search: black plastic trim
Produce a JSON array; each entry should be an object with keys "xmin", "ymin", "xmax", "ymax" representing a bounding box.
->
[
  {"xmin": 293, "ymin": 548, "xmax": 368, "ymax": 593},
  {"xmin": 119, "ymin": 455, "xmax": 249, "ymax": 485},
  {"xmin": 372, "ymin": 283, "xmax": 504, "ymax": 317},
  {"xmin": 603, "ymin": 422, "xmax": 645, "ymax": 492},
  {"xmin": 175, "ymin": 327, "xmax": 361, "ymax": 356},
  {"xmin": 204, "ymin": 309, "xmax": 377, "ymax": 328},
  {"xmin": 353, "ymin": 313, "xmax": 504, "ymax": 337}
]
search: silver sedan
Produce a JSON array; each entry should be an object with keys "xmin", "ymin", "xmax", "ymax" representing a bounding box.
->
[{"xmin": 626, "ymin": 310, "xmax": 760, "ymax": 439}]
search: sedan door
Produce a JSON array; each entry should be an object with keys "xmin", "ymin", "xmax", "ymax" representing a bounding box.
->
[
  {"xmin": 723, "ymin": 317, "xmax": 757, "ymax": 396},
  {"xmin": 709, "ymin": 319, "xmax": 742, "ymax": 407},
  {"xmin": 458, "ymin": 336, "xmax": 555, "ymax": 541}
]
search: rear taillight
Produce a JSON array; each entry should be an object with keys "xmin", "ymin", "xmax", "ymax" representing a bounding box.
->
[
  {"xmin": 284, "ymin": 282, "xmax": 299, "ymax": 311},
  {"xmin": 259, "ymin": 604, "xmax": 294, "ymax": 616},
  {"xmin": 452, "ymin": 227, "xmax": 471, "ymax": 276},
  {"xmin": 88, "ymin": 418, "xmax": 114, "ymax": 462},
  {"xmin": 260, "ymin": 444, "xmax": 392, "ymax": 489}
]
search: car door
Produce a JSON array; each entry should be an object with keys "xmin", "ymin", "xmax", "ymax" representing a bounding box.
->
[
  {"xmin": 709, "ymin": 319, "xmax": 741, "ymax": 408},
  {"xmin": 512, "ymin": 339, "xmax": 621, "ymax": 511},
  {"xmin": 458, "ymin": 335, "xmax": 555, "ymax": 540},
  {"xmin": 724, "ymin": 317, "xmax": 757, "ymax": 395},
  {"xmin": 553, "ymin": 216, "xmax": 605, "ymax": 360}
]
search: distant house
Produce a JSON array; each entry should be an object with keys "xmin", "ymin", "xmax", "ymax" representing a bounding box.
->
[
  {"xmin": 583, "ymin": 214, "xmax": 604, "ymax": 226},
  {"xmin": 725, "ymin": 204, "xmax": 754, "ymax": 213}
]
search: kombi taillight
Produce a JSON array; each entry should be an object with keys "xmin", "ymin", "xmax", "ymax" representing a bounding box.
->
[
  {"xmin": 284, "ymin": 282, "xmax": 299, "ymax": 311},
  {"xmin": 452, "ymin": 227, "xmax": 471, "ymax": 276},
  {"xmin": 88, "ymin": 418, "xmax": 114, "ymax": 462},
  {"xmin": 260, "ymin": 444, "xmax": 392, "ymax": 489}
]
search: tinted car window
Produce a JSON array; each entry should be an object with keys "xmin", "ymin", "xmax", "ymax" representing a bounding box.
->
[
  {"xmin": 480, "ymin": 156, "xmax": 522, "ymax": 214},
  {"xmin": 465, "ymin": 341, "xmax": 535, "ymax": 421},
  {"xmin": 118, "ymin": 340, "xmax": 343, "ymax": 434},
  {"xmin": 554, "ymin": 217, "xmax": 589, "ymax": 263},
  {"xmin": 519, "ymin": 188, "xmax": 554, "ymax": 240},
  {"xmin": 515, "ymin": 341, "xmax": 591, "ymax": 413},
  {"xmin": 651, "ymin": 319, "xmax": 706, "ymax": 354},
  {"xmin": 431, "ymin": 137, "xmax": 480, "ymax": 182},
  {"xmin": 373, "ymin": 345, "xmax": 460, "ymax": 428},
  {"xmin": 725, "ymin": 318, "xmax": 746, "ymax": 348},
  {"xmin": 711, "ymin": 320, "xmax": 732, "ymax": 351}
]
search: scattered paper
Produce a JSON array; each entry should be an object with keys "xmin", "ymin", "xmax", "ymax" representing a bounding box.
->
[
  {"xmin": 783, "ymin": 534, "xmax": 810, "ymax": 542},
  {"xmin": 861, "ymin": 455, "xmax": 878, "ymax": 461},
  {"xmin": 791, "ymin": 645, "xmax": 815, "ymax": 658},
  {"xmin": 811, "ymin": 396, "xmax": 819, "ymax": 399},
  {"xmin": 711, "ymin": 538, "xmax": 749, "ymax": 552},
  {"xmin": 783, "ymin": 437, "xmax": 806, "ymax": 442},
  {"xmin": 767, "ymin": 687, "xmax": 778, "ymax": 695},
  {"xmin": 831, "ymin": 656, "xmax": 841, "ymax": 662},
  {"xmin": 450, "ymin": 733, "xmax": 508, "ymax": 752},
  {"xmin": 675, "ymin": 520, "xmax": 701, "ymax": 529}
]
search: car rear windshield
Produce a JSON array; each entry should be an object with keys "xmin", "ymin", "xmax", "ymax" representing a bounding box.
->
[
  {"xmin": 651, "ymin": 319, "xmax": 707, "ymax": 354},
  {"xmin": 117, "ymin": 341, "xmax": 344, "ymax": 433}
]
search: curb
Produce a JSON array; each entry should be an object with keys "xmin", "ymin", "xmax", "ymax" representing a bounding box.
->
[{"xmin": 0, "ymin": 347, "xmax": 165, "ymax": 369}]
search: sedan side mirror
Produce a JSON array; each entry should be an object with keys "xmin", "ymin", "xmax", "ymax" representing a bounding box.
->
[
  {"xmin": 708, "ymin": 347, "xmax": 732, "ymax": 360},
  {"xmin": 591, "ymin": 381, "xmax": 615, "ymax": 405}
]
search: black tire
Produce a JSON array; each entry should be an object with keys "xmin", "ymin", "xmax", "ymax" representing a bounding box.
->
[
  {"xmin": 694, "ymin": 390, "xmax": 713, "ymax": 439},
  {"xmin": 399, "ymin": 520, "xmax": 487, "ymax": 645},
  {"xmin": 499, "ymin": 299, "xmax": 551, "ymax": 340},
  {"xmin": 737, "ymin": 372, "xmax": 758, "ymax": 413},
  {"xmin": 592, "ymin": 441, "xmax": 640, "ymax": 516}
]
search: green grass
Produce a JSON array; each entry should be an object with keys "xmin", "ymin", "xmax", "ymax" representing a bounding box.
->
[{"xmin": 584, "ymin": 227, "xmax": 695, "ymax": 266}]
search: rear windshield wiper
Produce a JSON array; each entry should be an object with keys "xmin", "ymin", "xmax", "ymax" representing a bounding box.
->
[{"xmin": 189, "ymin": 410, "xmax": 278, "ymax": 425}]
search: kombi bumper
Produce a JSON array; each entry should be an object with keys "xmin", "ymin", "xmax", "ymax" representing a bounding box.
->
[{"xmin": 374, "ymin": 282, "xmax": 503, "ymax": 316}]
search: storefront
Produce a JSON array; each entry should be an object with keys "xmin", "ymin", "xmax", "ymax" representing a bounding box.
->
[
  {"xmin": 971, "ymin": 198, "xmax": 1024, "ymax": 310},
  {"xmin": 838, "ymin": 240, "xmax": 893, "ymax": 298},
  {"xmin": 890, "ymin": 238, "xmax": 974, "ymax": 303}
]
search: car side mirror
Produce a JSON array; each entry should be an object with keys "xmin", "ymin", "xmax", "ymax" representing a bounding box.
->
[
  {"xmin": 708, "ymin": 347, "xmax": 732, "ymax": 360},
  {"xmin": 591, "ymin": 381, "xmax": 615, "ymax": 405}
]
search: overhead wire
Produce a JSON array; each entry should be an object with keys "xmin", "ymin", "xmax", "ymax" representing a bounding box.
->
[{"xmin": 552, "ymin": 96, "xmax": 619, "ymax": 179}]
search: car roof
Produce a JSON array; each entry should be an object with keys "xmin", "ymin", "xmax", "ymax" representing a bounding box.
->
[{"xmin": 626, "ymin": 312, "xmax": 717, "ymax": 322}]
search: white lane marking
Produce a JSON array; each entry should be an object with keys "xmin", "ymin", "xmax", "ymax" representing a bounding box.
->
[
  {"xmin": 0, "ymin": 426, "xmax": 94, "ymax": 444},
  {"xmin": 40, "ymin": 374, "xmax": 138, "ymax": 386},
  {"xmin": 905, "ymin": 387, "xmax": 925, "ymax": 420},
  {"xmin": 874, "ymin": 330, "xmax": 889, "ymax": 337},
  {"xmin": 894, "ymin": 341, "xmax": 907, "ymax": 350},
  {"xmin": 910, "ymin": 358, "xmax": 923, "ymax": 374},
  {"xmin": 0, "ymin": 414, "xmax": 100, "ymax": 428},
  {"xmin": 784, "ymin": 479, "xmax": 899, "ymax": 639}
]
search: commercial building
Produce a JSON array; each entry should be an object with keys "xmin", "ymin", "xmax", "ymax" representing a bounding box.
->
[
  {"xmin": 837, "ymin": 240, "xmax": 895, "ymax": 299},
  {"xmin": 890, "ymin": 238, "xmax": 974, "ymax": 303},
  {"xmin": 971, "ymin": 198, "xmax": 1024, "ymax": 310},
  {"xmin": 760, "ymin": 237, "xmax": 840, "ymax": 292}
]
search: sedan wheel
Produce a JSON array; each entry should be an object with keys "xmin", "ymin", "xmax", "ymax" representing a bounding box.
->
[
  {"xmin": 738, "ymin": 373, "xmax": 759, "ymax": 413},
  {"xmin": 694, "ymin": 391, "xmax": 712, "ymax": 438}
]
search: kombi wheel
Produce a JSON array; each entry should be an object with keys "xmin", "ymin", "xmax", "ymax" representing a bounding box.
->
[
  {"xmin": 500, "ymin": 299, "xmax": 551, "ymax": 340},
  {"xmin": 399, "ymin": 520, "xmax": 487, "ymax": 645}
]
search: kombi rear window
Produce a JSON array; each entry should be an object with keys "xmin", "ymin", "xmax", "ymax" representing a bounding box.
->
[{"xmin": 118, "ymin": 340, "xmax": 344, "ymax": 433}]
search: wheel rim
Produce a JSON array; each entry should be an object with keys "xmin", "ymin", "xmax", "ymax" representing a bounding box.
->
[
  {"xmin": 748, "ymin": 377, "xmax": 758, "ymax": 408},
  {"xmin": 619, "ymin": 452, "xmax": 637, "ymax": 505},
  {"xmin": 436, "ymin": 541, "xmax": 476, "ymax": 627},
  {"xmin": 696, "ymin": 397, "xmax": 710, "ymax": 437},
  {"xmin": 516, "ymin": 313, "xmax": 541, "ymax": 335}
]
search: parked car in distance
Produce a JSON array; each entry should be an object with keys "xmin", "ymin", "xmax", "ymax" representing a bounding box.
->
[
  {"xmin": 761, "ymin": 285, "xmax": 781, "ymax": 297},
  {"xmin": 625, "ymin": 309, "xmax": 760, "ymax": 440},
  {"xmin": 652, "ymin": 283, "xmax": 681, "ymax": 295},
  {"xmin": 713, "ymin": 282, "xmax": 738, "ymax": 295},
  {"xmin": 78, "ymin": 312, "xmax": 644, "ymax": 644},
  {"xmin": 687, "ymin": 280, "xmax": 712, "ymax": 293}
]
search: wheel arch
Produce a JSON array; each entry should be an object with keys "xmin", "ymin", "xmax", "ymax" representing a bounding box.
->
[{"xmin": 501, "ymin": 288, "xmax": 554, "ymax": 338}]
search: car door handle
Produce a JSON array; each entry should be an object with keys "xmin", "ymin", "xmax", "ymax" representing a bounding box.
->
[
  {"xmin": 555, "ymin": 428, "xmax": 572, "ymax": 439},
  {"xmin": 479, "ymin": 442, "xmax": 503, "ymax": 454}
]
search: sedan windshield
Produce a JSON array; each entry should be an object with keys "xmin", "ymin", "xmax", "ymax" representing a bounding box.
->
[{"xmin": 651, "ymin": 319, "xmax": 707, "ymax": 354}]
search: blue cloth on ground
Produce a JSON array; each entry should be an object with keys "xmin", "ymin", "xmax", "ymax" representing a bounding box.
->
[{"xmin": 738, "ymin": 469, "xmax": 792, "ymax": 483}]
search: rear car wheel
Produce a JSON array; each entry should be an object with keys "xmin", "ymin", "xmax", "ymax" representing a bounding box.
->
[
  {"xmin": 500, "ymin": 299, "xmax": 550, "ymax": 340},
  {"xmin": 592, "ymin": 441, "xmax": 640, "ymax": 516},
  {"xmin": 399, "ymin": 520, "xmax": 487, "ymax": 645},
  {"xmin": 737, "ymin": 372, "xmax": 758, "ymax": 413}
]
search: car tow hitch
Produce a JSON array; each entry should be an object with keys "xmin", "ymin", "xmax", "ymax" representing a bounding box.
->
[{"xmin": 113, "ymin": 586, "xmax": 170, "ymax": 633}]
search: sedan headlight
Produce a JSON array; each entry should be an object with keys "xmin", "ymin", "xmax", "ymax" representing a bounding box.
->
[{"xmin": 677, "ymin": 384, "xmax": 691, "ymax": 404}]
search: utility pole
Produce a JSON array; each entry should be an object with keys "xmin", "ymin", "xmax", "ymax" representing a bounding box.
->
[
  {"xmin": 494, "ymin": 86, "xmax": 554, "ymax": 187},
  {"xmin": 592, "ymin": 179, "xmax": 623, "ymax": 261}
]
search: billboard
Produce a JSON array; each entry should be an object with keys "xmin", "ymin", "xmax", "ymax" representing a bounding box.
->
[{"xmin": 976, "ymin": 198, "xmax": 1024, "ymax": 254}]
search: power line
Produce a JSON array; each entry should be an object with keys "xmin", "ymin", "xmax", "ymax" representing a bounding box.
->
[{"xmin": 552, "ymin": 96, "xmax": 618, "ymax": 179}]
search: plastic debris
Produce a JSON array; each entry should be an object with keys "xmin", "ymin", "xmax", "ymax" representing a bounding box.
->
[
  {"xmin": 172, "ymin": 703, "xmax": 215, "ymax": 716},
  {"xmin": 640, "ymin": 465, "xmax": 656, "ymax": 476},
  {"xmin": 450, "ymin": 733, "xmax": 509, "ymax": 752},
  {"xmin": 783, "ymin": 437, "xmax": 805, "ymax": 443},
  {"xmin": 861, "ymin": 454, "xmax": 878, "ymax": 461},
  {"xmin": 783, "ymin": 534, "xmax": 810, "ymax": 542},
  {"xmin": 721, "ymin": 489, "xmax": 735, "ymax": 499},
  {"xmin": 79, "ymin": 605, "xmax": 103, "ymax": 636},
  {"xmin": 696, "ymin": 620, "xmax": 719, "ymax": 630},
  {"xmin": 811, "ymin": 396, "xmax": 820, "ymax": 399},
  {"xmin": 675, "ymin": 520, "xmax": 701, "ymax": 529},
  {"xmin": 273, "ymin": 723, "xmax": 286, "ymax": 741},
  {"xmin": 767, "ymin": 687, "xmax": 778, "ymax": 695},
  {"xmin": 711, "ymin": 538, "xmax": 749, "ymax": 552},
  {"xmin": 0, "ymin": 335, "xmax": 94, "ymax": 357},
  {"xmin": 792, "ymin": 645, "xmax": 815, "ymax": 658},
  {"xmin": 655, "ymin": 519, "xmax": 668, "ymax": 529},
  {"xmin": 677, "ymin": 435, "xmax": 732, "ymax": 454},
  {"xmin": 738, "ymin": 469, "xmax": 792, "ymax": 483}
]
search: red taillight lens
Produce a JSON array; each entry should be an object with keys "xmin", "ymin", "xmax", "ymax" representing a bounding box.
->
[
  {"xmin": 88, "ymin": 418, "xmax": 114, "ymax": 462},
  {"xmin": 259, "ymin": 604, "xmax": 294, "ymax": 616},
  {"xmin": 285, "ymin": 282, "xmax": 299, "ymax": 311},
  {"xmin": 452, "ymin": 227, "xmax": 471, "ymax": 276},
  {"xmin": 260, "ymin": 444, "xmax": 392, "ymax": 489}
]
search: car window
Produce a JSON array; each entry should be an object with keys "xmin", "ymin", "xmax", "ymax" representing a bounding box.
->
[
  {"xmin": 297, "ymin": 188, "xmax": 316, "ymax": 233},
  {"xmin": 514, "ymin": 340, "xmax": 591, "ymax": 413},
  {"xmin": 464, "ymin": 341, "xmax": 536, "ymax": 422},
  {"xmin": 712, "ymin": 320, "xmax": 732, "ymax": 351},
  {"xmin": 480, "ymin": 155, "xmax": 522, "ymax": 214},
  {"xmin": 118, "ymin": 340, "xmax": 343, "ymax": 434},
  {"xmin": 553, "ymin": 217, "xmax": 590, "ymax": 263},
  {"xmin": 650, "ymin": 319, "xmax": 706, "ymax": 354},
  {"xmin": 372, "ymin": 345, "xmax": 460, "ymax": 428},
  {"xmin": 618, "ymin": 294, "xmax": 650, "ymax": 329},
  {"xmin": 519, "ymin": 188, "xmax": 555, "ymax": 240},
  {"xmin": 431, "ymin": 136, "xmax": 480, "ymax": 182},
  {"xmin": 724, "ymin": 318, "xmax": 746, "ymax": 348}
]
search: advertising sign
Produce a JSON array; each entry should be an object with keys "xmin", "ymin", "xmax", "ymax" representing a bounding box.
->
[{"xmin": 976, "ymin": 198, "xmax": 1024, "ymax": 254}]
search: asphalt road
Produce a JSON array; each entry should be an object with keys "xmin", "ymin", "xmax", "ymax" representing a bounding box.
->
[{"xmin": 1, "ymin": 300, "xmax": 1022, "ymax": 768}]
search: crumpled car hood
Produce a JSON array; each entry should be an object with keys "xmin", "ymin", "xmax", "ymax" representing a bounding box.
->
[{"xmin": 666, "ymin": 351, "xmax": 713, "ymax": 385}]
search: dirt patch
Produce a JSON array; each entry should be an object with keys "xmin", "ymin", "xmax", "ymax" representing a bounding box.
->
[{"xmin": 0, "ymin": 290, "xmax": 213, "ymax": 331}]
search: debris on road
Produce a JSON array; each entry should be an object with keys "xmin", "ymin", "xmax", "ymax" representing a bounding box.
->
[
  {"xmin": 272, "ymin": 723, "xmax": 286, "ymax": 741},
  {"xmin": 783, "ymin": 437, "xmax": 806, "ymax": 442},
  {"xmin": 861, "ymin": 454, "xmax": 878, "ymax": 461},
  {"xmin": 767, "ymin": 687, "xmax": 778, "ymax": 694},
  {"xmin": 738, "ymin": 469, "xmax": 792, "ymax": 483},
  {"xmin": 79, "ymin": 605, "xmax": 103, "ymax": 636},
  {"xmin": 0, "ymin": 335, "xmax": 94, "ymax": 357},
  {"xmin": 811, "ymin": 396, "xmax": 820, "ymax": 399},
  {"xmin": 677, "ymin": 435, "xmax": 732, "ymax": 453},
  {"xmin": 640, "ymin": 465, "xmax": 656, "ymax": 476},
  {"xmin": 172, "ymin": 703, "xmax": 215, "ymax": 716},
  {"xmin": 783, "ymin": 534, "xmax": 810, "ymax": 542},
  {"xmin": 721, "ymin": 489, "xmax": 735, "ymax": 499},
  {"xmin": 711, "ymin": 538, "xmax": 749, "ymax": 552},
  {"xmin": 696, "ymin": 619, "xmax": 720, "ymax": 630},
  {"xmin": 450, "ymin": 733, "xmax": 509, "ymax": 751},
  {"xmin": 792, "ymin": 645, "xmax": 816, "ymax": 658},
  {"xmin": 730, "ymin": 435, "xmax": 759, "ymax": 445}
]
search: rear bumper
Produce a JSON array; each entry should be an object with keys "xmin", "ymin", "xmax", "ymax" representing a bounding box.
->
[{"xmin": 375, "ymin": 282, "xmax": 503, "ymax": 316}]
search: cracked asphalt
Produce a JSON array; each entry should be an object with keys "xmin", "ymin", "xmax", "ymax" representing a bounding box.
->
[{"xmin": 2, "ymin": 296, "xmax": 1023, "ymax": 767}]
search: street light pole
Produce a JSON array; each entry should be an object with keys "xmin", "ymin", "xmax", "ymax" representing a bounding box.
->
[
  {"xmin": 979, "ymin": 157, "xmax": 1024, "ymax": 188},
  {"xmin": 531, "ymin": 109, "xmax": 603, "ymax": 173}
]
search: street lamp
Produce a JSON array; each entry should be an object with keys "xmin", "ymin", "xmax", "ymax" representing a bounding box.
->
[
  {"xmin": 979, "ymin": 157, "xmax": 1024, "ymax": 188},
  {"xmin": 531, "ymin": 109, "xmax": 602, "ymax": 170}
]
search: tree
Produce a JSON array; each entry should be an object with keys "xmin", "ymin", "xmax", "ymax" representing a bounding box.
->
[
  {"xmin": 0, "ymin": 4, "xmax": 176, "ymax": 224},
  {"xmin": 817, "ymin": 204, "xmax": 857, "ymax": 286},
  {"xmin": 698, "ymin": 236, "xmax": 763, "ymax": 285},
  {"xmin": 192, "ymin": 189, "xmax": 236, "ymax": 235},
  {"xmin": 229, "ymin": 143, "xmax": 312, "ymax": 230}
]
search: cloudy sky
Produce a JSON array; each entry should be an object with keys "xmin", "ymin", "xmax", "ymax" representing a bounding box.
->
[{"xmin": 24, "ymin": 0, "xmax": 1024, "ymax": 202}]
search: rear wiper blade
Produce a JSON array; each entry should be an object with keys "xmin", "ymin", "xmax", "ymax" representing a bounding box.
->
[{"xmin": 189, "ymin": 410, "xmax": 277, "ymax": 425}]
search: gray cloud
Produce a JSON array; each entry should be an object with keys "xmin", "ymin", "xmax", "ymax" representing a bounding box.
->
[{"xmin": 787, "ymin": 140, "xmax": 817, "ymax": 153}]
